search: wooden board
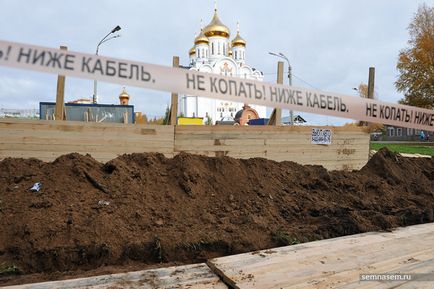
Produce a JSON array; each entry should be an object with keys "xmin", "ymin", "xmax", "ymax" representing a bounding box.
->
[
  {"xmin": 207, "ymin": 223, "xmax": 434, "ymax": 289},
  {"xmin": 175, "ymin": 125, "xmax": 370, "ymax": 171},
  {"xmin": 0, "ymin": 119, "xmax": 369, "ymax": 170},
  {"xmin": 0, "ymin": 119, "xmax": 175, "ymax": 162},
  {"xmin": 5, "ymin": 263, "xmax": 228, "ymax": 289}
]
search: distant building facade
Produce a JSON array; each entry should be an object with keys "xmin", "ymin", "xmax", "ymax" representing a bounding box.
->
[
  {"xmin": 382, "ymin": 125, "xmax": 433, "ymax": 141},
  {"xmin": 180, "ymin": 7, "xmax": 266, "ymax": 124}
]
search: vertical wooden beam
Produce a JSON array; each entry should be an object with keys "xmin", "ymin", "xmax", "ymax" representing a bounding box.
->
[
  {"xmin": 170, "ymin": 56, "xmax": 180, "ymax": 125},
  {"xmin": 55, "ymin": 46, "xmax": 67, "ymax": 121},
  {"xmin": 268, "ymin": 61, "xmax": 284, "ymax": 125},
  {"xmin": 360, "ymin": 67, "xmax": 375, "ymax": 126},
  {"xmin": 367, "ymin": 67, "xmax": 375, "ymax": 100}
]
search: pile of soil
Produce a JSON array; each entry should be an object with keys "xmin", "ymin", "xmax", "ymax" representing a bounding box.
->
[{"xmin": 0, "ymin": 148, "xmax": 433, "ymax": 285}]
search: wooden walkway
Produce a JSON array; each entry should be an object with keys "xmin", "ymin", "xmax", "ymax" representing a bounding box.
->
[
  {"xmin": 5, "ymin": 263, "xmax": 228, "ymax": 289},
  {"xmin": 6, "ymin": 223, "xmax": 434, "ymax": 289},
  {"xmin": 208, "ymin": 223, "xmax": 434, "ymax": 289}
]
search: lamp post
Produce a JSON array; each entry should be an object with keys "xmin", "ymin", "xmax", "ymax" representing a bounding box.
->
[
  {"xmin": 269, "ymin": 52, "xmax": 293, "ymax": 125},
  {"xmin": 92, "ymin": 25, "xmax": 121, "ymax": 104}
]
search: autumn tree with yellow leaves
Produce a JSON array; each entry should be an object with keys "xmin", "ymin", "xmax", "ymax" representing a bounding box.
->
[{"xmin": 396, "ymin": 4, "xmax": 434, "ymax": 109}]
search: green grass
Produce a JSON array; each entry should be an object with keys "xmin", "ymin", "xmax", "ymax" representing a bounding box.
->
[
  {"xmin": 0, "ymin": 263, "xmax": 20, "ymax": 276},
  {"xmin": 370, "ymin": 143, "xmax": 434, "ymax": 156},
  {"xmin": 272, "ymin": 228, "xmax": 301, "ymax": 246}
]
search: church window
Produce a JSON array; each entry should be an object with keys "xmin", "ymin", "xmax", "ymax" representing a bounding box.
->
[
  {"xmin": 218, "ymin": 43, "xmax": 220, "ymax": 55},
  {"xmin": 212, "ymin": 43, "xmax": 214, "ymax": 54},
  {"xmin": 235, "ymin": 51, "xmax": 238, "ymax": 59}
]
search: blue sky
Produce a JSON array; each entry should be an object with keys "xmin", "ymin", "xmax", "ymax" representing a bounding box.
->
[{"xmin": 0, "ymin": 0, "xmax": 433, "ymax": 124}]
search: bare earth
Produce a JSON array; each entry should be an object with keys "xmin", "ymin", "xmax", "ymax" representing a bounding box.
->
[{"xmin": 0, "ymin": 148, "xmax": 433, "ymax": 286}]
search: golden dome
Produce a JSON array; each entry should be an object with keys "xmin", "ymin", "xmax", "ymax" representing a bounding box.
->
[
  {"xmin": 232, "ymin": 32, "xmax": 246, "ymax": 47},
  {"xmin": 203, "ymin": 9, "xmax": 230, "ymax": 38},
  {"xmin": 232, "ymin": 23, "xmax": 246, "ymax": 47},
  {"xmin": 119, "ymin": 87, "xmax": 129, "ymax": 99},
  {"xmin": 119, "ymin": 87, "xmax": 130, "ymax": 105},
  {"xmin": 194, "ymin": 29, "xmax": 209, "ymax": 45},
  {"xmin": 189, "ymin": 46, "xmax": 196, "ymax": 56},
  {"xmin": 228, "ymin": 49, "xmax": 233, "ymax": 56}
]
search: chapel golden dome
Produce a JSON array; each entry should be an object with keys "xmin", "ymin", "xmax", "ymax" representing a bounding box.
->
[
  {"xmin": 231, "ymin": 23, "xmax": 246, "ymax": 47},
  {"xmin": 119, "ymin": 87, "xmax": 129, "ymax": 99},
  {"xmin": 194, "ymin": 29, "xmax": 209, "ymax": 45},
  {"xmin": 119, "ymin": 87, "xmax": 130, "ymax": 105},
  {"xmin": 203, "ymin": 9, "xmax": 230, "ymax": 38}
]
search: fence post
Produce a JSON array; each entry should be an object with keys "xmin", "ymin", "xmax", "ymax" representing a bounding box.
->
[
  {"xmin": 268, "ymin": 61, "xmax": 284, "ymax": 125},
  {"xmin": 55, "ymin": 46, "xmax": 68, "ymax": 121},
  {"xmin": 169, "ymin": 56, "xmax": 180, "ymax": 125}
]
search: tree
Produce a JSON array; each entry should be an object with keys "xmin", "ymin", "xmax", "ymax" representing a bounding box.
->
[
  {"xmin": 356, "ymin": 82, "xmax": 383, "ymax": 131},
  {"xmin": 148, "ymin": 116, "xmax": 165, "ymax": 125},
  {"xmin": 162, "ymin": 105, "xmax": 170, "ymax": 125},
  {"xmin": 142, "ymin": 114, "xmax": 148, "ymax": 123},
  {"xmin": 356, "ymin": 83, "xmax": 369, "ymax": 98},
  {"xmin": 395, "ymin": 4, "xmax": 434, "ymax": 109}
]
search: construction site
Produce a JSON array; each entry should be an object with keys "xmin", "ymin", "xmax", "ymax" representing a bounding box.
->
[{"xmin": 0, "ymin": 115, "xmax": 433, "ymax": 288}]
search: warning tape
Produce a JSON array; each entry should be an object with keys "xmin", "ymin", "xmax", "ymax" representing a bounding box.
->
[{"xmin": 0, "ymin": 40, "xmax": 433, "ymax": 131}]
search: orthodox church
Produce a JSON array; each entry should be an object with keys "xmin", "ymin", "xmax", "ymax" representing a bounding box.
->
[{"xmin": 179, "ymin": 6, "xmax": 266, "ymax": 124}]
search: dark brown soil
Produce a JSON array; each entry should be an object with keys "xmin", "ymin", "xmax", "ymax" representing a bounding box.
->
[{"xmin": 0, "ymin": 148, "xmax": 433, "ymax": 285}]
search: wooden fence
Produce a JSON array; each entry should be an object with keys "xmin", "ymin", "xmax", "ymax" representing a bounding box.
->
[
  {"xmin": 174, "ymin": 126, "xmax": 369, "ymax": 170},
  {"xmin": 0, "ymin": 119, "xmax": 175, "ymax": 162},
  {"xmin": 0, "ymin": 119, "xmax": 370, "ymax": 170}
]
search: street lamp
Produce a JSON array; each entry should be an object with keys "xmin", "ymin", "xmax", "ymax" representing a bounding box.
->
[
  {"xmin": 269, "ymin": 52, "xmax": 294, "ymax": 125},
  {"xmin": 92, "ymin": 25, "xmax": 121, "ymax": 104}
]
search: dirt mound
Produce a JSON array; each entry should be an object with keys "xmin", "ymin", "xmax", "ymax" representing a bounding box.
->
[{"xmin": 0, "ymin": 148, "xmax": 433, "ymax": 285}]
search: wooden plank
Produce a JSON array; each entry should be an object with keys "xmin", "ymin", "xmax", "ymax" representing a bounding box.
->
[
  {"xmin": 175, "ymin": 133, "xmax": 369, "ymax": 141},
  {"xmin": 169, "ymin": 56, "xmax": 180, "ymax": 125},
  {"xmin": 175, "ymin": 125, "xmax": 368, "ymax": 133},
  {"xmin": 0, "ymin": 137, "xmax": 175, "ymax": 148},
  {"xmin": 0, "ymin": 120, "xmax": 174, "ymax": 134},
  {"xmin": 4, "ymin": 263, "xmax": 228, "ymax": 289},
  {"xmin": 1, "ymin": 120, "xmax": 367, "ymax": 134},
  {"xmin": 268, "ymin": 61, "xmax": 284, "ymax": 126},
  {"xmin": 0, "ymin": 151, "xmax": 174, "ymax": 163},
  {"xmin": 208, "ymin": 223, "xmax": 434, "ymax": 289},
  {"xmin": 173, "ymin": 147, "xmax": 368, "ymax": 157},
  {"xmin": 54, "ymin": 46, "xmax": 67, "ymax": 121},
  {"xmin": 0, "ymin": 132, "xmax": 175, "ymax": 142}
]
